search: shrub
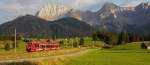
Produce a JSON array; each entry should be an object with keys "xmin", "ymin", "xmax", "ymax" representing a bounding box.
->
[
  {"xmin": 59, "ymin": 40, "xmax": 64, "ymax": 45},
  {"xmin": 141, "ymin": 43, "xmax": 147, "ymax": 49},
  {"xmin": 4, "ymin": 43, "xmax": 11, "ymax": 51},
  {"xmin": 73, "ymin": 41, "xmax": 78, "ymax": 48}
]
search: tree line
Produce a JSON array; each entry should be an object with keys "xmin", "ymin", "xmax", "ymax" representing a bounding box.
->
[{"xmin": 92, "ymin": 31, "xmax": 150, "ymax": 48}]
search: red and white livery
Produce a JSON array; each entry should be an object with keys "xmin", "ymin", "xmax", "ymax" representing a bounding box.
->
[{"xmin": 26, "ymin": 40, "xmax": 60, "ymax": 52}]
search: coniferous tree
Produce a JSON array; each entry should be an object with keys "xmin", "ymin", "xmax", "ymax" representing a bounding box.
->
[
  {"xmin": 124, "ymin": 33, "xmax": 129, "ymax": 43},
  {"xmin": 79, "ymin": 38, "xmax": 84, "ymax": 46},
  {"xmin": 141, "ymin": 43, "xmax": 147, "ymax": 49},
  {"xmin": 4, "ymin": 43, "xmax": 11, "ymax": 51},
  {"xmin": 52, "ymin": 35, "xmax": 57, "ymax": 41},
  {"xmin": 92, "ymin": 33, "xmax": 97, "ymax": 41},
  {"xmin": 73, "ymin": 41, "xmax": 78, "ymax": 48},
  {"xmin": 117, "ymin": 32, "xmax": 123, "ymax": 45}
]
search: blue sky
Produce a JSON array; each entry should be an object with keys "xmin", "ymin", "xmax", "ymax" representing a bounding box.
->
[{"xmin": 0, "ymin": 0, "xmax": 149, "ymax": 24}]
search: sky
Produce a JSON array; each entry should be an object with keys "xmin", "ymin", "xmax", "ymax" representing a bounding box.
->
[{"xmin": 0, "ymin": 0, "xmax": 149, "ymax": 24}]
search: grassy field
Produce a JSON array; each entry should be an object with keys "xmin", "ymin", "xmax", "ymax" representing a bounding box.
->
[
  {"xmin": 58, "ymin": 37, "xmax": 104, "ymax": 48},
  {"xmin": 1, "ymin": 38, "xmax": 150, "ymax": 65},
  {"xmin": 112, "ymin": 42, "xmax": 142, "ymax": 50},
  {"xmin": 0, "ymin": 47, "xmax": 87, "ymax": 61},
  {"xmin": 21, "ymin": 42, "xmax": 150, "ymax": 65},
  {"xmin": 0, "ymin": 37, "xmax": 104, "ymax": 61},
  {"xmin": 63, "ymin": 42, "xmax": 150, "ymax": 65},
  {"xmin": 0, "ymin": 39, "xmax": 90, "ymax": 65},
  {"xmin": 13, "ymin": 49, "xmax": 150, "ymax": 65},
  {"xmin": 64, "ymin": 49, "xmax": 150, "ymax": 65},
  {"xmin": 0, "ymin": 40, "xmax": 26, "ymax": 53}
]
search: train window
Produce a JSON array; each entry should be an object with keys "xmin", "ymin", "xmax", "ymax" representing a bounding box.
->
[
  {"xmin": 46, "ymin": 45, "xmax": 50, "ymax": 48},
  {"xmin": 35, "ymin": 45, "xmax": 39, "ymax": 48},
  {"xmin": 40, "ymin": 45, "xmax": 45, "ymax": 48}
]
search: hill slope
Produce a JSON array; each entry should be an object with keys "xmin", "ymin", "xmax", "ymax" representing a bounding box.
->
[{"xmin": 0, "ymin": 15, "xmax": 93, "ymax": 38}]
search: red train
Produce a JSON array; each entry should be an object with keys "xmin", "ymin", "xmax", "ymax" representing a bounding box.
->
[{"xmin": 26, "ymin": 40, "xmax": 60, "ymax": 52}]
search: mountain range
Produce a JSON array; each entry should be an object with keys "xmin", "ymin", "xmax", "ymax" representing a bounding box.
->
[
  {"xmin": 0, "ymin": 2, "xmax": 150, "ymax": 37},
  {"xmin": 36, "ymin": 2, "xmax": 150, "ymax": 34},
  {"xmin": 0, "ymin": 15, "xmax": 93, "ymax": 38},
  {"xmin": 70, "ymin": 2, "xmax": 150, "ymax": 35},
  {"xmin": 81, "ymin": 2, "xmax": 150, "ymax": 33}
]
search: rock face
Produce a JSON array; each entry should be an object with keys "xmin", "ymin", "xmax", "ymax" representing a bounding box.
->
[
  {"xmin": 9, "ymin": 2, "xmax": 150, "ymax": 35},
  {"xmin": 66, "ymin": 9, "xmax": 82, "ymax": 21},
  {"xmin": 81, "ymin": 2, "xmax": 150, "ymax": 33},
  {"xmin": 0, "ymin": 15, "xmax": 93, "ymax": 38},
  {"xmin": 95, "ymin": 3, "xmax": 136, "ymax": 32},
  {"xmin": 37, "ymin": 4, "xmax": 71, "ymax": 21}
]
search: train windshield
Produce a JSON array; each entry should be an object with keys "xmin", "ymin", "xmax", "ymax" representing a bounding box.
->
[{"xmin": 24, "ymin": 39, "xmax": 32, "ymax": 44}]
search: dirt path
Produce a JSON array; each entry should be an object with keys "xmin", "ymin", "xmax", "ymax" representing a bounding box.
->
[{"xmin": 0, "ymin": 49, "xmax": 96, "ymax": 64}]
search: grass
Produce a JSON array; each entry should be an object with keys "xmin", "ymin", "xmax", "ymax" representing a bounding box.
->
[
  {"xmin": 1, "ymin": 38, "xmax": 149, "ymax": 65},
  {"xmin": 112, "ymin": 42, "xmax": 142, "ymax": 50},
  {"xmin": 63, "ymin": 42, "xmax": 150, "ymax": 65},
  {"xmin": 32, "ymin": 56, "xmax": 73, "ymax": 65},
  {"xmin": 0, "ymin": 40, "xmax": 26, "ymax": 53},
  {"xmin": 0, "ymin": 47, "xmax": 87, "ymax": 61},
  {"xmin": 10, "ymin": 49, "xmax": 150, "ymax": 65},
  {"xmin": 64, "ymin": 49, "xmax": 150, "ymax": 65},
  {"xmin": 0, "ymin": 37, "xmax": 103, "ymax": 61},
  {"xmin": 58, "ymin": 37, "xmax": 104, "ymax": 48},
  {"xmin": 84, "ymin": 37, "xmax": 104, "ymax": 47},
  {"xmin": 1, "ymin": 40, "xmax": 150, "ymax": 65}
]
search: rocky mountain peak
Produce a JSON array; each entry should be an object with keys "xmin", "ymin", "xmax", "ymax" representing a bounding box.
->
[
  {"xmin": 136, "ymin": 2, "xmax": 150, "ymax": 9},
  {"xmin": 96, "ymin": 2, "xmax": 119, "ymax": 15},
  {"xmin": 66, "ymin": 9, "xmax": 82, "ymax": 20},
  {"xmin": 143, "ymin": 2, "xmax": 150, "ymax": 9},
  {"xmin": 37, "ymin": 4, "xmax": 71, "ymax": 21},
  {"xmin": 103, "ymin": 2, "xmax": 119, "ymax": 9}
]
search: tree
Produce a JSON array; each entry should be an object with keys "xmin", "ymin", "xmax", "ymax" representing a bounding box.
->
[
  {"xmin": 73, "ymin": 41, "xmax": 78, "ymax": 48},
  {"xmin": 92, "ymin": 33, "xmax": 97, "ymax": 41},
  {"xmin": 128, "ymin": 33, "xmax": 134, "ymax": 42},
  {"xmin": 4, "ymin": 43, "xmax": 11, "ymax": 51},
  {"xmin": 52, "ymin": 35, "xmax": 57, "ymax": 41},
  {"xmin": 141, "ymin": 43, "xmax": 147, "ymax": 49},
  {"xmin": 79, "ymin": 38, "xmax": 84, "ymax": 46},
  {"xmin": 123, "ymin": 33, "xmax": 129, "ymax": 44},
  {"xmin": 117, "ymin": 32, "xmax": 123, "ymax": 45},
  {"xmin": 59, "ymin": 40, "xmax": 64, "ymax": 45}
]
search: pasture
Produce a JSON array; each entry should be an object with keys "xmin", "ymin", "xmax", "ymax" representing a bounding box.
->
[{"xmin": 0, "ymin": 37, "xmax": 149, "ymax": 65}]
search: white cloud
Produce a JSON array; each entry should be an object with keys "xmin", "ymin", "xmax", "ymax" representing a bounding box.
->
[
  {"xmin": 67, "ymin": 0, "xmax": 111, "ymax": 11},
  {"xmin": 0, "ymin": 0, "xmax": 112, "ymax": 15},
  {"xmin": 119, "ymin": 0, "xmax": 146, "ymax": 7}
]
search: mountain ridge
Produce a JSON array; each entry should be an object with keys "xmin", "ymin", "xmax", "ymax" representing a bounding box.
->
[{"xmin": 0, "ymin": 15, "xmax": 93, "ymax": 38}]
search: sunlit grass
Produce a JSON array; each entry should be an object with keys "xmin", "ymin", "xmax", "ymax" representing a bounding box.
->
[
  {"xmin": 33, "ymin": 56, "xmax": 73, "ymax": 65},
  {"xmin": 64, "ymin": 49, "xmax": 150, "ymax": 65},
  {"xmin": 0, "ymin": 47, "xmax": 86, "ymax": 61},
  {"xmin": 112, "ymin": 42, "xmax": 142, "ymax": 50}
]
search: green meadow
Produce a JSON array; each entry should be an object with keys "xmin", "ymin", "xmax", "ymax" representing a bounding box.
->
[
  {"xmin": 65, "ymin": 49, "xmax": 150, "ymax": 65},
  {"xmin": 30, "ymin": 42, "xmax": 150, "ymax": 65},
  {"xmin": 0, "ymin": 38, "xmax": 150, "ymax": 65}
]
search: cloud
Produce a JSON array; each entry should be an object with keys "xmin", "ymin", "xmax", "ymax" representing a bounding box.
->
[
  {"xmin": 0, "ymin": 0, "xmax": 112, "ymax": 15},
  {"xmin": 0, "ymin": 0, "xmax": 112, "ymax": 24},
  {"xmin": 66, "ymin": 0, "xmax": 111, "ymax": 11},
  {"xmin": 0, "ymin": 0, "xmax": 52, "ymax": 24},
  {"xmin": 117, "ymin": 0, "xmax": 147, "ymax": 7}
]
